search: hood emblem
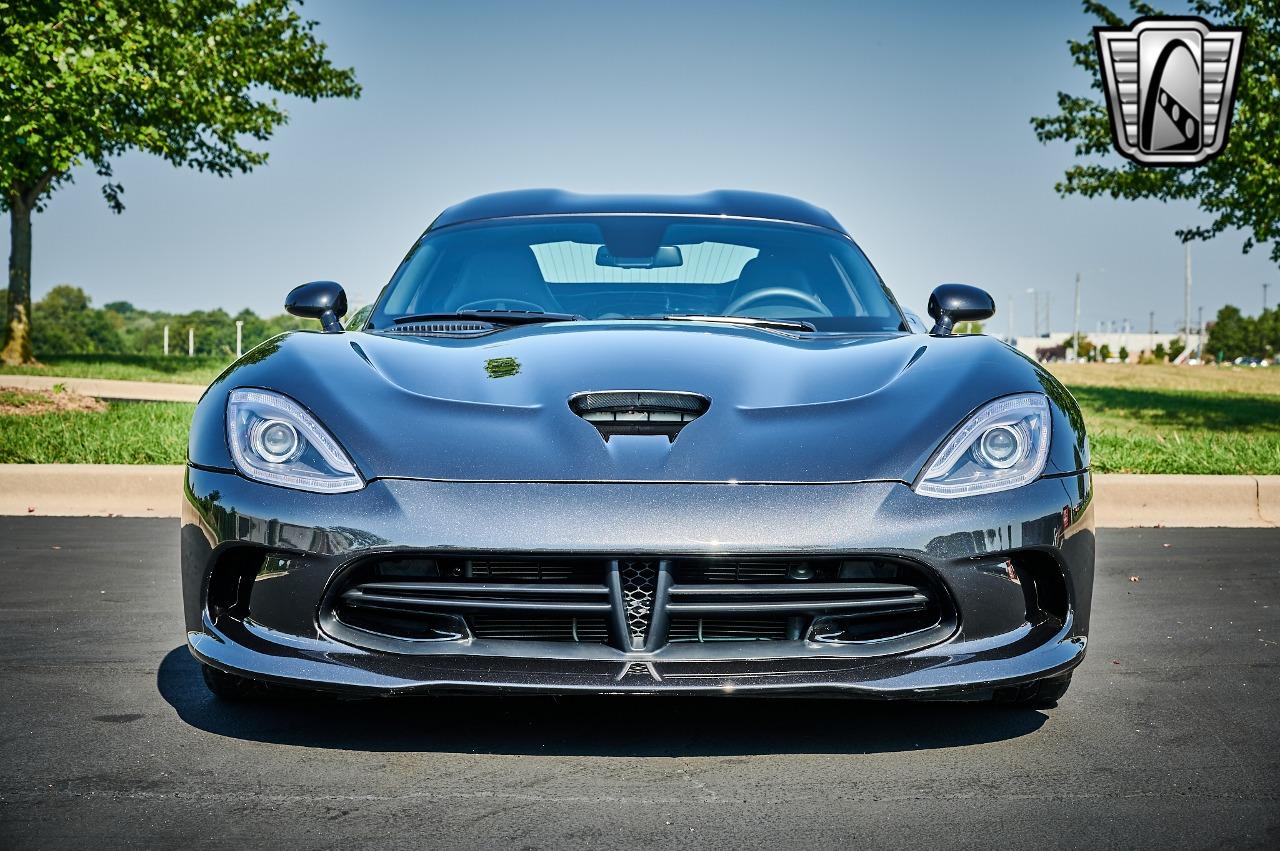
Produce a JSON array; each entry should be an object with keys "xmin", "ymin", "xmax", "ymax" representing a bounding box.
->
[{"xmin": 570, "ymin": 391, "xmax": 709, "ymax": 442}]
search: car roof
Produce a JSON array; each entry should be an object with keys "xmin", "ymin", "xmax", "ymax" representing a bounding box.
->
[{"xmin": 429, "ymin": 189, "xmax": 847, "ymax": 234}]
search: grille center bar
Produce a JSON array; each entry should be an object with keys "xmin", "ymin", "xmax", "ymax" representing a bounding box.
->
[{"xmin": 618, "ymin": 560, "xmax": 657, "ymax": 650}]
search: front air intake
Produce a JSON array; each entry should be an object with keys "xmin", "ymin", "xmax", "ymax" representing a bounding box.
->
[{"xmin": 569, "ymin": 391, "xmax": 709, "ymax": 442}]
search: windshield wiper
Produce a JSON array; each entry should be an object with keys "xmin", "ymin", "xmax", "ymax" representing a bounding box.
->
[
  {"xmin": 659, "ymin": 314, "xmax": 817, "ymax": 332},
  {"xmin": 391, "ymin": 310, "xmax": 582, "ymax": 326}
]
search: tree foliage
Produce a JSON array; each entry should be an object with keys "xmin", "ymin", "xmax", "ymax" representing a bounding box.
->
[
  {"xmin": 3, "ymin": 285, "xmax": 317, "ymax": 357},
  {"xmin": 0, "ymin": 0, "xmax": 359, "ymax": 363},
  {"xmin": 1031, "ymin": 1, "xmax": 1279, "ymax": 265},
  {"xmin": 1062, "ymin": 332, "xmax": 1096, "ymax": 358},
  {"xmin": 0, "ymin": 0, "xmax": 359, "ymax": 213},
  {"xmin": 1207, "ymin": 303, "xmax": 1280, "ymax": 359}
]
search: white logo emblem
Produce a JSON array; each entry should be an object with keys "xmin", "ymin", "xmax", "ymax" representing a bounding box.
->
[{"xmin": 1095, "ymin": 17, "xmax": 1244, "ymax": 166}]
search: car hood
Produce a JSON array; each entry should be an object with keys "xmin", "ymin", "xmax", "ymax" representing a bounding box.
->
[{"xmin": 194, "ymin": 322, "xmax": 1079, "ymax": 484}]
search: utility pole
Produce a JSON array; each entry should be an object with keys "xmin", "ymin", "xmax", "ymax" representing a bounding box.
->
[
  {"xmin": 1149, "ymin": 309, "xmax": 1155, "ymax": 354},
  {"xmin": 236, "ymin": 320, "xmax": 244, "ymax": 358},
  {"xmin": 1072, "ymin": 272, "xmax": 1081, "ymax": 361},
  {"xmin": 163, "ymin": 325, "xmax": 169, "ymax": 357},
  {"xmin": 188, "ymin": 327, "xmax": 194, "ymax": 358},
  {"xmin": 1184, "ymin": 244, "xmax": 1192, "ymax": 340},
  {"xmin": 1027, "ymin": 288, "xmax": 1039, "ymax": 338}
]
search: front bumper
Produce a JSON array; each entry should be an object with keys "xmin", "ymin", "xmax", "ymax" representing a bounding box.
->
[{"xmin": 182, "ymin": 467, "xmax": 1094, "ymax": 698}]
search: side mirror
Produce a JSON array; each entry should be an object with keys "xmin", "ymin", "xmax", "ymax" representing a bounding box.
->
[
  {"xmin": 286, "ymin": 281, "xmax": 348, "ymax": 333},
  {"xmin": 927, "ymin": 283, "xmax": 995, "ymax": 336}
]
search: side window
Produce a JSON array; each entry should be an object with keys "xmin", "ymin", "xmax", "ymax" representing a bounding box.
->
[{"xmin": 345, "ymin": 303, "xmax": 374, "ymax": 330}]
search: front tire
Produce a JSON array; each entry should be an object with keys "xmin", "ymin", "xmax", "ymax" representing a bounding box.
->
[
  {"xmin": 200, "ymin": 662, "xmax": 272, "ymax": 701},
  {"xmin": 994, "ymin": 672, "xmax": 1073, "ymax": 708}
]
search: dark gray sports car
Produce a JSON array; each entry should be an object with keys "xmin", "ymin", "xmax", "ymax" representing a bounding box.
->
[{"xmin": 182, "ymin": 190, "xmax": 1093, "ymax": 705}]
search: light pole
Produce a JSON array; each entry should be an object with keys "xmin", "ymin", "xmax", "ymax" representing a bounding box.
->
[
  {"xmin": 1026, "ymin": 288, "xmax": 1039, "ymax": 338},
  {"xmin": 1071, "ymin": 273, "xmax": 1081, "ymax": 361}
]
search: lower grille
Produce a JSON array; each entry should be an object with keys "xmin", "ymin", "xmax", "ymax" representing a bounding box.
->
[
  {"xmin": 329, "ymin": 556, "xmax": 612, "ymax": 645},
  {"xmin": 323, "ymin": 555, "xmax": 951, "ymax": 652},
  {"xmin": 666, "ymin": 558, "xmax": 944, "ymax": 645}
]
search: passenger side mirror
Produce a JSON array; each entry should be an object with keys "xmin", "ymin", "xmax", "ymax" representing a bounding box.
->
[
  {"xmin": 286, "ymin": 281, "xmax": 348, "ymax": 333},
  {"xmin": 927, "ymin": 283, "xmax": 995, "ymax": 336}
]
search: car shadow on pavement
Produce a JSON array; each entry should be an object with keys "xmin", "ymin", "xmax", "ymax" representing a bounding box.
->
[{"xmin": 158, "ymin": 647, "xmax": 1047, "ymax": 756}]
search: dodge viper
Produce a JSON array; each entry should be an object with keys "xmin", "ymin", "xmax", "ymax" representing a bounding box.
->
[{"xmin": 182, "ymin": 189, "xmax": 1094, "ymax": 705}]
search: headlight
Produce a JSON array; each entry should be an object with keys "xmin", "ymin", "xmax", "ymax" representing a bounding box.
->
[
  {"xmin": 226, "ymin": 389, "xmax": 363, "ymax": 493},
  {"xmin": 913, "ymin": 393, "xmax": 1050, "ymax": 498}
]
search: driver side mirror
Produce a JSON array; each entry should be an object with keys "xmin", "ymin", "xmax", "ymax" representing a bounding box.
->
[
  {"xmin": 927, "ymin": 283, "xmax": 995, "ymax": 336},
  {"xmin": 286, "ymin": 281, "xmax": 348, "ymax": 333}
]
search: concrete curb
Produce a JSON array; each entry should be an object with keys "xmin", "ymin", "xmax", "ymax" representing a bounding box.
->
[
  {"xmin": 0, "ymin": 465, "xmax": 186, "ymax": 517},
  {"xmin": 0, "ymin": 375, "xmax": 203, "ymax": 403},
  {"xmin": 1, "ymin": 466, "xmax": 1278, "ymax": 526},
  {"xmin": 1094, "ymin": 474, "xmax": 1278, "ymax": 528}
]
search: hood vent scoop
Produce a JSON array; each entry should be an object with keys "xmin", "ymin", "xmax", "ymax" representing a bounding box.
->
[
  {"xmin": 570, "ymin": 391, "xmax": 709, "ymax": 442},
  {"xmin": 386, "ymin": 321, "xmax": 497, "ymax": 338}
]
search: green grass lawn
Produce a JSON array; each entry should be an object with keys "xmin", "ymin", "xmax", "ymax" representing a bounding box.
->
[
  {"xmin": 0, "ymin": 354, "xmax": 225, "ymax": 385},
  {"xmin": 0, "ymin": 400, "xmax": 192, "ymax": 464},
  {"xmin": 2, "ymin": 362, "xmax": 1278, "ymax": 472},
  {"xmin": 1070, "ymin": 385, "xmax": 1280, "ymax": 474}
]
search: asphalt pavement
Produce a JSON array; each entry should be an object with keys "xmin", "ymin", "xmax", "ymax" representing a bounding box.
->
[{"xmin": 0, "ymin": 518, "xmax": 1276, "ymax": 850}]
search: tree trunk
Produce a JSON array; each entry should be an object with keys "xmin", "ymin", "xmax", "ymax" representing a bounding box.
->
[{"xmin": 2, "ymin": 198, "xmax": 35, "ymax": 365}]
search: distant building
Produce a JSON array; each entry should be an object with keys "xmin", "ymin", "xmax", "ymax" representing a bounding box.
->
[{"xmin": 1008, "ymin": 331, "xmax": 1202, "ymax": 363}]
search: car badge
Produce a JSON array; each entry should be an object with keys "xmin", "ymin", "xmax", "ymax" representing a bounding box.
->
[{"xmin": 1095, "ymin": 16, "xmax": 1244, "ymax": 166}]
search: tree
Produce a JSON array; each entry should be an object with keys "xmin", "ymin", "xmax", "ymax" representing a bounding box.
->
[
  {"xmin": 1207, "ymin": 305, "xmax": 1251, "ymax": 359},
  {"xmin": 1099, "ymin": 343, "xmax": 1113, "ymax": 361},
  {"xmin": 0, "ymin": 1, "xmax": 359, "ymax": 364},
  {"xmin": 1031, "ymin": 2, "xmax": 1279, "ymax": 266},
  {"xmin": 1154, "ymin": 341, "xmax": 1168, "ymax": 361},
  {"xmin": 31, "ymin": 284, "xmax": 122, "ymax": 354},
  {"xmin": 954, "ymin": 320, "xmax": 985, "ymax": 334},
  {"xmin": 1062, "ymin": 332, "xmax": 1095, "ymax": 359},
  {"xmin": 1168, "ymin": 336, "xmax": 1187, "ymax": 362},
  {"xmin": 1118, "ymin": 346, "xmax": 1129, "ymax": 362}
]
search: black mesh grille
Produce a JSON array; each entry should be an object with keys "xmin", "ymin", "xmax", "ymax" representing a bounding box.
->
[
  {"xmin": 459, "ymin": 559, "xmax": 602, "ymax": 583},
  {"xmin": 668, "ymin": 616, "xmax": 793, "ymax": 642},
  {"xmin": 470, "ymin": 615, "xmax": 609, "ymax": 643},
  {"xmin": 571, "ymin": 391, "xmax": 708, "ymax": 414}
]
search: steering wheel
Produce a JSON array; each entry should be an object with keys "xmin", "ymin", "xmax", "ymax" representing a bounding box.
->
[
  {"xmin": 724, "ymin": 287, "xmax": 828, "ymax": 317},
  {"xmin": 455, "ymin": 297, "xmax": 547, "ymax": 313}
]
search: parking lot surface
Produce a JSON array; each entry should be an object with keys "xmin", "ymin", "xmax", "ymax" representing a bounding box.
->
[{"xmin": 1, "ymin": 518, "xmax": 1277, "ymax": 849}]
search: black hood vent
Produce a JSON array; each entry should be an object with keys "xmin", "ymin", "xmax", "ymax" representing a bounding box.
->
[
  {"xmin": 570, "ymin": 391, "xmax": 709, "ymax": 442},
  {"xmin": 385, "ymin": 321, "xmax": 497, "ymax": 338}
]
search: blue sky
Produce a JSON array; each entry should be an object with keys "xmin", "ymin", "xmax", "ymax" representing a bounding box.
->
[{"xmin": 29, "ymin": 0, "xmax": 1275, "ymax": 335}]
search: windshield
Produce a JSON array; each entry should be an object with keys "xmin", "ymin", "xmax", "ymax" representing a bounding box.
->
[{"xmin": 369, "ymin": 215, "xmax": 906, "ymax": 333}]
